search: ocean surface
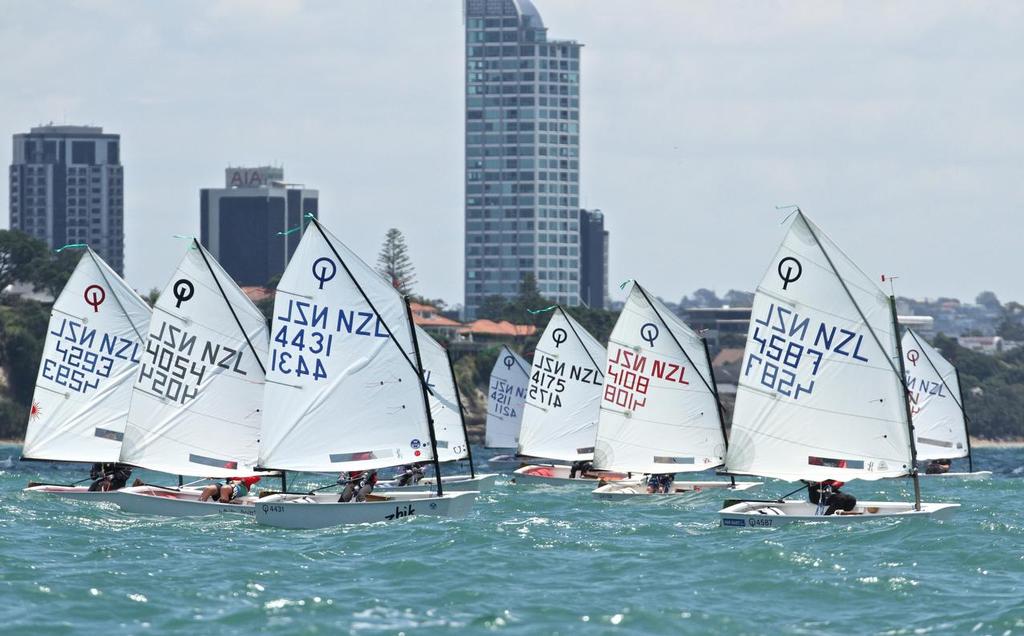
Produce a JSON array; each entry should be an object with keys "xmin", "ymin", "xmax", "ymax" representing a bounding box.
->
[{"xmin": 2, "ymin": 445, "xmax": 1023, "ymax": 635}]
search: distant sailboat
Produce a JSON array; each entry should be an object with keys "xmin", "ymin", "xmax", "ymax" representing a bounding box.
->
[
  {"xmin": 112, "ymin": 239, "xmax": 273, "ymax": 516},
  {"xmin": 590, "ymin": 281, "xmax": 760, "ymax": 499},
  {"xmin": 253, "ymin": 218, "xmax": 476, "ymax": 529},
  {"xmin": 903, "ymin": 329, "xmax": 991, "ymax": 479},
  {"xmin": 376, "ymin": 326, "xmax": 497, "ymax": 492},
  {"xmin": 484, "ymin": 345, "xmax": 538, "ymax": 471},
  {"xmin": 719, "ymin": 210, "xmax": 959, "ymax": 526},
  {"xmin": 22, "ymin": 247, "xmax": 150, "ymax": 500},
  {"xmin": 512, "ymin": 307, "xmax": 631, "ymax": 484}
]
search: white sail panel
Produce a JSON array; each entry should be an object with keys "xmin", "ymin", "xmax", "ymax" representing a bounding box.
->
[
  {"xmin": 22, "ymin": 249, "xmax": 151, "ymax": 463},
  {"xmin": 259, "ymin": 222, "xmax": 435, "ymax": 472},
  {"xmin": 517, "ymin": 308, "xmax": 606, "ymax": 462},
  {"xmin": 903, "ymin": 330, "xmax": 969, "ymax": 461},
  {"xmin": 119, "ymin": 242, "xmax": 268, "ymax": 477},
  {"xmin": 726, "ymin": 213, "xmax": 913, "ymax": 482},
  {"xmin": 594, "ymin": 283, "xmax": 725, "ymax": 474},
  {"xmin": 485, "ymin": 346, "xmax": 530, "ymax": 448},
  {"xmin": 415, "ymin": 326, "xmax": 468, "ymax": 462}
]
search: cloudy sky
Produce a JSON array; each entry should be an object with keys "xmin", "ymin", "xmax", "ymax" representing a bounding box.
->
[{"xmin": 2, "ymin": 1, "xmax": 1021, "ymax": 307}]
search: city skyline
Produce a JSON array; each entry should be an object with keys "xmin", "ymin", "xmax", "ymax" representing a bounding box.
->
[{"xmin": 2, "ymin": 1, "xmax": 1022, "ymax": 307}]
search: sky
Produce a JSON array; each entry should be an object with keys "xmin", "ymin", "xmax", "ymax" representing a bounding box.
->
[{"xmin": 2, "ymin": 0, "xmax": 1022, "ymax": 308}]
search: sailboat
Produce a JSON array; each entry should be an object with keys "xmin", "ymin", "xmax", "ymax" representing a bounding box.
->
[
  {"xmin": 903, "ymin": 329, "xmax": 991, "ymax": 479},
  {"xmin": 591, "ymin": 281, "xmax": 761, "ymax": 499},
  {"xmin": 375, "ymin": 325, "xmax": 497, "ymax": 492},
  {"xmin": 110, "ymin": 239, "xmax": 273, "ymax": 516},
  {"xmin": 22, "ymin": 246, "xmax": 151, "ymax": 500},
  {"xmin": 483, "ymin": 345, "xmax": 538, "ymax": 471},
  {"xmin": 718, "ymin": 210, "xmax": 959, "ymax": 526},
  {"xmin": 512, "ymin": 307, "xmax": 632, "ymax": 485},
  {"xmin": 253, "ymin": 218, "xmax": 476, "ymax": 529}
]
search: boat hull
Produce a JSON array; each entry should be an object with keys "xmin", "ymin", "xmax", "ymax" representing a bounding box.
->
[
  {"xmin": 111, "ymin": 486, "xmax": 254, "ymax": 517},
  {"xmin": 593, "ymin": 480, "xmax": 762, "ymax": 500},
  {"xmin": 376, "ymin": 473, "xmax": 497, "ymax": 493},
  {"xmin": 254, "ymin": 491, "xmax": 477, "ymax": 529},
  {"xmin": 920, "ymin": 471, "xmax": 992, "ymax": 480},
  {"xmin": 23, "ymin": 484, "xmax": 123, "ymax": 502},
  {"xmin": 718, "ymin": 499, "xmax": 960, "ymax": 528},
  {"xmin": 512, "ymin": 464, "xmax": 636, "ymax": 485}
]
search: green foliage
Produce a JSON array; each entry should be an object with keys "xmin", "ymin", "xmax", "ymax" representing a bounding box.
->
[
  {"xmin": 0, "ymin": 230, "xmax": 52, "ymax": 294},
  {"xmin": 376, "ymin": 228, "xmax": 416, "ymax": 295}
]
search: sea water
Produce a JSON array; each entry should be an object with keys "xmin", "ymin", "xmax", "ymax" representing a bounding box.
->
[{"xmin": 1, "ymin": 445, "xmax": 1023, "ymax": 635}]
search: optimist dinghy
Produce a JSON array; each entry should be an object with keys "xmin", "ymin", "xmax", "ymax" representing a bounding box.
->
[
  {"xmin": 718, "ymin": 210, "xmax": 959, "ymax": 527},
  {"xmin": 111, "ymin": 239, "xmax": 274, "ymax": 516},
  {"xmin": 374, "ymin": 326, "xmax": 495, "ymax": 492},
  {"xmin": 512, "ymin": 308, "xmax": 627, "ymax": 485},
  {"xmin": 22, "ymin": 246, "xmax": 151, "ymax": 500},
  {"xmin": 902, "ymin": 329, "xmax": 991, "ymax": 479},
  {"xmin": 252, "ymin": 217, "xmax": 476, "ymax": 529},
  {"xmin": 483, "ymin": 346, "xmax": 538, "ymax": 472},
  {"xmin": 590, "ymin": 281, "xmax": 760, "ymax": 500}
]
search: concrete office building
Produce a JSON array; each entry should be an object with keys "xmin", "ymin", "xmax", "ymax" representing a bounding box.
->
[
  {"xmin": 9, "ymin": 125, "xmax": 125, "ymax": 273},
  {"xmin": 579, "ymin": 208, "xmax": 608, "ymax": 309},
  {"xmin": 200, "ymin": 166, "xmax": 318, "ymax": 286}
]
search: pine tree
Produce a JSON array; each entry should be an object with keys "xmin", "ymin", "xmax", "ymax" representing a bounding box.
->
[{"xmin": 376, "ymin": 228, "xmax": 416, "ymax": 295}]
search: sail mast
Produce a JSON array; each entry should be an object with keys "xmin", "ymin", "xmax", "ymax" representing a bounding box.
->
[
  {"xmin": 891, "ymin": 298, "xmax": 922, "ymax": 510},
  {"xmin": 406, "ymin": 298, "xmax": 444, "ymax": 496},
  {"xmin": 956, "ymin": 368, "xmax": 974, "ymax": 473},
  {"xmin": 446, "ymin": 348, "xmax": 475, "ymax": 478}
]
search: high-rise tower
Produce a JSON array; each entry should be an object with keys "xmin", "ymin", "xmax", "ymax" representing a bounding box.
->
[
  {"xmin": 464, "ymin": 0, "xmax": 582, "ymax": 317},
  {"xmin": 9, "ymin": 125, "xmax": 125, "ymax": 274}
]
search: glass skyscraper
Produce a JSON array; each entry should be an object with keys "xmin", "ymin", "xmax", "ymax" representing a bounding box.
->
[{"xmin": 464, "ymin": 0, "xmax": 582, "ymax": 318}]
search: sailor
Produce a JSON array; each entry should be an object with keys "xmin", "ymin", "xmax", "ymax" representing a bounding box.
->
[
  {"xmin": 395, "ymin": 463, "xmax": 425, "ymax": 487},
  {"xmin": 806, "ymin": 480, "xmax": 857, "ymax": 515},
  {"xmin": 338, "ymin": 469, "xmax": 379, "ymax": 502},
  {"xmin": 569, "ymin": 460, "xmax": 594, "ymax": 479},
  {"xmin": 87, "ymin": 462, "xmax": 133, "ymax": 492},
  {"xmin": 646, "ymin": 473, "xmax": 674, "ymax": 494},
  {"xmin": 925, "ymin": 459, "xmax": 952, "ymax": 475},
  {"xmin": 198, "ymin": 476, "xmax": 261, "ymax": 503}
]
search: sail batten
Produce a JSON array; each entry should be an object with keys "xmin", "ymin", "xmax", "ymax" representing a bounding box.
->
[
  {"xmin": 118, "ymin": 242, "xmax": 268, "ymax": 477},
  {"xmin": 593, "ymin": 283, "xmax": 725, "ymax": 474},
  {"xmin": 22, "ymin": 248, "xmax": 152, "ymax": 463},
  {"xmin": 517, "ymin": 308, "xmax": 606, "ymax": 462},
  {"xmin": 258, "ymin": 220, "xmax": 436, "ymax": 473},
  {"xmin": 725, "ymin": 212, "xmax": 913, "ymax": 482}
]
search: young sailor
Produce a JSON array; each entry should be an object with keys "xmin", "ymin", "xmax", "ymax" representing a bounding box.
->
[
  {"xmin": 338, "ymin": 470, "xmax": 378, "ymax": 502},
  {"xmin": 87, "ymin": 463, "xmax": 133, "ymax": 492},
  {"xmin": 806, "ymin": 480, "xmax": 857, "ymax": 515},
  {"xmin": 394, "ymin": 463, "xmax": 425, "ymax": 487},
  {"xmin": 198, "ymin": 476, "xmax": 261, "ymax": 503},
  {"xmin": 646, "ymin": 473, "xmax": 675, "ymax": 494}
]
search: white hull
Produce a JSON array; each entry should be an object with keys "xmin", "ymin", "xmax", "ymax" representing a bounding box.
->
[
  {"xmin": 920, "ymin": 470, "xmax": 992, "ymax": 480},
  {"xmin": 377, "ymin": 473, "xmax": 497, "ymax": 492},
  {"xmin": 23, "ymin": 484, "xmax": 123, "ymax": 502},
  {"xmin": 593, "ymin": 480, "xmax": 762, "ymax": 501},
  {"xmin": 254, "ymin": 491, "xmax": 477, "ymax": 529},
  {"xmin": 111, "ymin": 486, "xmax": 255, "ymax": 517},
  {"xmin": 719, "ymin": 499, "xmax": 960, "ymax": 528},
  {"xmin": 512, "ymin": 464, "xmax": 637, "ymax": 485}
]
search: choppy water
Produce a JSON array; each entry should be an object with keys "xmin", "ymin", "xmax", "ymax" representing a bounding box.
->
[{"xmin": 2, "ymin": 445, "xmax": 1023, "ymax": 635}]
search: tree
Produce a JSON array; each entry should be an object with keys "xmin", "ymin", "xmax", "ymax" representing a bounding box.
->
[
  {"xmin": 376, "ymin": 228, "xmax": 416, "ymax": 295},
  {"xmin": 29, "ymin": 247, "xmax": 80, "ymax": 298},
  {"xmin": 0, "ymin": 230, "xmax": 48, "ymax": 294},
  {"xmin": 976, "ymin": 291, "xmax": 1001, "ymax": 311}
]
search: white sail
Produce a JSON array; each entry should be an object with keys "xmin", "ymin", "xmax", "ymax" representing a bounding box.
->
[
  {"xmin": 118, "ymin": 241, "xmax": 268, "ymax": 477},
  {"xmin": 593, "ymin": 282, "xmax": 725, "ymax": 474},
  {"xmin": 22, "ymin": 248, "xmax": 151, "ymax": 463},
  {"xmin": 258, "ymin": 221, "xmax": 436, "ymax": 473},
  {"xmin": 726, "ymin": 212, "xmax": 913, "ymax": 482},
  {"xmin": 902, "ymin": 329, "xmax": 969, "ymax": 461},
  {"xmin": 517, "ymin": 308, "xmax": 606, "ymax": 462},
  {"xmin": 485, "ymin": 345, "xmax": 530, "ymax": 448},
  {"xmin": 415, "ymin": 326, "xmax": 469, "ymax": 462}
]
